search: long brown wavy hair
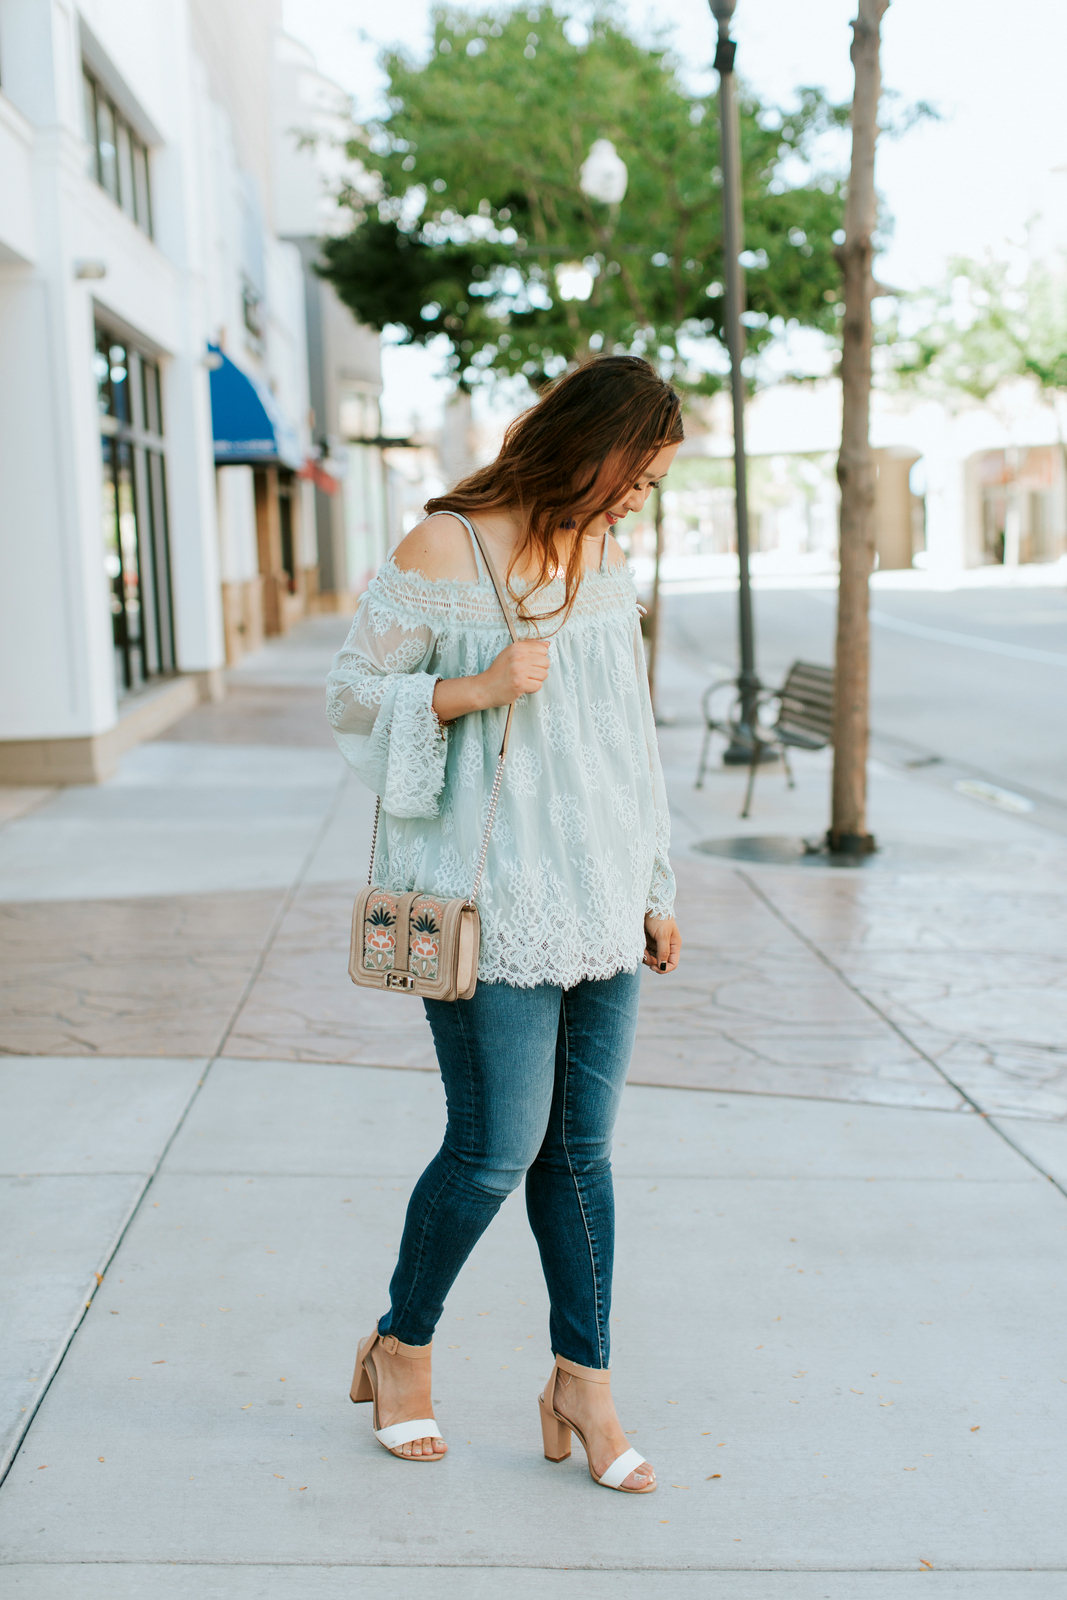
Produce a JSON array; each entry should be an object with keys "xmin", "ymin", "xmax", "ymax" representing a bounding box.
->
[{"xmin": 424, "ymin": 355, "xmax": 683, "ymax": 622}]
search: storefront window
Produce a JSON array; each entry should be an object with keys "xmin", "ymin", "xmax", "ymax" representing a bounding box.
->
[
  {"xmin": 94, "ymin": 325, "xmax": 175, "ymax": 696},
  {"xmin": 83, "ymin": 67, "xmax": 153, "ymax": 238}
]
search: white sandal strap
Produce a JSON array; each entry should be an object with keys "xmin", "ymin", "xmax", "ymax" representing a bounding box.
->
[
  {"xmin": 374, "ymin": 1417, "xmax": 441, "ymax": 1450},
  {"xmin": 598, "ymin": 1446, "xmax": 647, "ymax": 1489}
]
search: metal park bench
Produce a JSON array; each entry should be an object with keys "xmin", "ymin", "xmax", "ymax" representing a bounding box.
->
[{"xmin": 696, "ymin": 660, "xmax": 835, "ymax": 818}]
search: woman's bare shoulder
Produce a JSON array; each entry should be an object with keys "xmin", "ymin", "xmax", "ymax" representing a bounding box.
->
[{"xmin": 392, "ymin": 513, "xmax": 480, "ymax": 582}]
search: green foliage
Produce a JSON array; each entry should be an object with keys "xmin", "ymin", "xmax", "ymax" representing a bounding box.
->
[
  {"xmin": 318, "ymin": 4, "xmax": 849, "ymax": 391},
  {"xmin": 887, "ymin": 254, "xmax": 1067, "ymax": 406}
]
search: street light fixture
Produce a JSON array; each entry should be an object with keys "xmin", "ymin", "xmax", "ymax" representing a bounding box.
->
[
  {"xmin": 579, "ymin": 139, "xmax": 628, "ymax": 205},
  {"xmin": 709, "ymin": 0, "xmax": 763, "ymax": 764}
]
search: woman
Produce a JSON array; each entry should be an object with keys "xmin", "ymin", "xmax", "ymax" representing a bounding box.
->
[{"xmin": 327, "ymin": 355, "xmax": 682, "ymax": 1495}]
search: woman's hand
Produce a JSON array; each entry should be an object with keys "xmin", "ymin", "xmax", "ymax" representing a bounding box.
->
[
  {"xmin": 433, "ymin": 640, "xmax": 551, "ymax": 722},
  {"xmin": 480, "ymin": 640, "xmax": 551, "ymax": 708},
  {"xmin": 643, "ymin": 915, "xmax": 681, "ymax": 974}
]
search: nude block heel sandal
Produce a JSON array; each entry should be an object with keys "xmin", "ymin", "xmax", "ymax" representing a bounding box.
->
[
  {"xmin": 539, "ymin": 1354, "xmax": 655, "ymax": 1493},
  {"xmin": 350, "ymin": 1326, "xmax": 445, "ymax": 1461}
]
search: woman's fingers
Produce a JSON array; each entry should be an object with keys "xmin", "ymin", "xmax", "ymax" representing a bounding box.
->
[
  {"xmin": 487, "ymin": 641, "xmax": 551, "ymax": 702},
  {"xmin": 644, "ymin": 917, "xmax": 681, "ymax": 974}
]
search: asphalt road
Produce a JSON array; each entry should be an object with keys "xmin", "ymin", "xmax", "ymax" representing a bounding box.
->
[{"xmin": 662, "ymin": 583, "xmax": 1067, "ymax": 811}]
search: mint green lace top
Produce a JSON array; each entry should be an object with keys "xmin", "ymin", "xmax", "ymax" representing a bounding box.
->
[{"xmin": 326, "ymin": 523, "xmax": 675, "ymax": 988}]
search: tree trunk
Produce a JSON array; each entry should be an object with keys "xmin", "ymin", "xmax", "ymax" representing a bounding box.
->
[{"xmin": 830, "ymin": 0, "xmax": 888, "ymax": 854}]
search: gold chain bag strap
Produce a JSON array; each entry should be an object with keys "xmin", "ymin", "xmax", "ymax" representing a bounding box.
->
[{"xmin": 348, "ymin": 517, "xmax": 519, "ymax": 1001}]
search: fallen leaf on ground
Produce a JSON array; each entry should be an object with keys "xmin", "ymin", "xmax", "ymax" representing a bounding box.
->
[
  {"xmin": 98, "ymin": 1457, "xmax": 104, "ymax": 1463},
  {"xmin": 95, "ymin": 1273, "xmax": 103, "ymax": 1285},
  {"xmin": 971, "ymin": 1425, "xmax": 980, "ymax": 1432},
  {"xmin": 850, "ymin": 1389, "xmax": 863, "ymax": 1394},
  {"xmin": 273, "ymin": 1474, "xmax": 284, "ymax": 1479},
  {"xmin": 241, "ymin": 1404, "xmax": 252, "ymax": 1410},
  {"xmin": 707, "ymin": 1474, "xmax": 721, "ymax": 1480},
  {"xmin": 152, "ymin": 1360, "xmax": 165, "ymax": 1365}
]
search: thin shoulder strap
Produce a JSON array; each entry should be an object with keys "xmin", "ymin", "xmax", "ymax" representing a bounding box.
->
[
  {"xmin": 461, "ymin": 517, "xmax": 518, "ymax": 763},
  {"xmin": 464, "ymin": 519, "xmax": 519, "ymax": 647},
  {"xmin": 437, "ymin": 509, "xmax": 488, "ymax": 585}
]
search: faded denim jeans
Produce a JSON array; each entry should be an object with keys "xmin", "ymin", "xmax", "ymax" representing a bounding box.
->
[{"xmin": 377, "ymin": 967, "xmax": 642, "ymax": 1368}]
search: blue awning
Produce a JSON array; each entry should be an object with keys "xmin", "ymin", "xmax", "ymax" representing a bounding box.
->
[{"xmin": 207, "ymin": 343, "xmax": 301, "ymax": 469}]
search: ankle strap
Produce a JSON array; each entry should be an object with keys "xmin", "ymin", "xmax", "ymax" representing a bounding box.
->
[
  {"xmin": 376, "ymin": 1325, "xmax": 432, "ymax": 1359},
  {"xmin": 555, "ymin": 1354, "xmax": 611, "ymax": 1383}
]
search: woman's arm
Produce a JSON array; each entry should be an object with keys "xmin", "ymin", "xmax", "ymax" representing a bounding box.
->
[{"xmin": 432, "ymin": 642, "xmax": 549, "ymax": 721}]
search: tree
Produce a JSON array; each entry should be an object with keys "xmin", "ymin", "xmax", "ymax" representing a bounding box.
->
[
  {"xmin": 318, "ymin": 4, "xmax": 849, "ymax": 391},
  {"xmin": 829, "ymin": 0, "xmax": 887, "ymax": 856},
  {"xmin": 890, "ymin": 251, "xmax": 1067, "ymax": 441}
]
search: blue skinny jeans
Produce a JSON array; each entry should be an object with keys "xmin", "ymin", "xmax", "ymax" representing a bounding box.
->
[{"xmin": 377, "ymin": 967, "xmax": 641, "ymax": 1369}]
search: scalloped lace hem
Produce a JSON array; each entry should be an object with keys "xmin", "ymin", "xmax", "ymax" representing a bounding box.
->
[{"xmin": 475, "ymin": 942, "xmax": 645, "ymax": 990}]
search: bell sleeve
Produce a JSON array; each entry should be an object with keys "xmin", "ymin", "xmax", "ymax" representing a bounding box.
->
[{"xmin": 326, "ymin": 587, "xmax": 449, "ymax": 819}]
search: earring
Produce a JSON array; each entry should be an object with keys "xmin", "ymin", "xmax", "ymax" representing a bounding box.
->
[{"xmin": 560, "ymin": 518, "xmax": 576, "ymax": 530}]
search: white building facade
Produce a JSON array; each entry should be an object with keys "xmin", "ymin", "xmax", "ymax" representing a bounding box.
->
[{"xmin": 0, "ymin": 0, "xmax": 353, "ymax": 784}]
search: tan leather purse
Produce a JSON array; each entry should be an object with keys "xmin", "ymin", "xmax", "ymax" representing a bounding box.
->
[{"xmin": 348, "ymin": 515, "xmax": 517, "ymax": 1002}]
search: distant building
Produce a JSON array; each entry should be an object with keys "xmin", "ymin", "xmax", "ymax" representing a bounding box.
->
[
  {"xmin": 0, "ymin": 1, "xmax": 386, "ymax": 786},
  {"xmin": 632, "ymin": 379, "xmax": 1066, "ymax": 587},
  {"xmin": 271, "ymin": 34, "xmax": 388, "ymax": 613}
]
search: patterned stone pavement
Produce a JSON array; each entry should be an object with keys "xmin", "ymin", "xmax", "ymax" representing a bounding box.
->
[{"xmin": 1, "ymin": 623, "xmax": 1065, "ymax": 1123}]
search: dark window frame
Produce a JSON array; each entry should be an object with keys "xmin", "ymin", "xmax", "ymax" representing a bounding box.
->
[
  {"xmin": 83, "ymin": 66, "xmax": 153, "ymax": 238},
  {"xmin": 94, "ymin": 323, "xmax": 175, "ymax": 695}
]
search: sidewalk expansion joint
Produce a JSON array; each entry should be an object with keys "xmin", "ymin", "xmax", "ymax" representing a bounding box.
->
[
  {"xmin": 736, "ymin": 868, "xmax": 1067, "ymax": 1204},
  {"xmin": 0, "ymin": 768, "xmax": 350, "ymax": 1496}
]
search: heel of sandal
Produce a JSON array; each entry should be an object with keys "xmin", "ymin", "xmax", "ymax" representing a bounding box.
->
[
  {"xmin": 350, "ymin": 1356, "xmax": 373, "ymax": 1404},
  {"xmin": 539, "ymin": 1394, "xmax": 572, "ymax": 1461}
]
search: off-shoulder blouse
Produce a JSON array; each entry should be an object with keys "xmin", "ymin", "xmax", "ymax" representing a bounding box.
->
[{"xmin": 326, "ymin": 522, "xmax": 675, "ymax": 989}]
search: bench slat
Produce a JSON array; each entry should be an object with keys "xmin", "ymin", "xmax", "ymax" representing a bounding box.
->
[{"xmin": 773, "ymin": 660, "xmax": 834, "ymax": 747}]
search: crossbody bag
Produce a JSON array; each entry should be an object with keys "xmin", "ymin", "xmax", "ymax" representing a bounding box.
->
[{"xmin": 348, "ymin": 516, "xmax": 519, "ymax": 1002}]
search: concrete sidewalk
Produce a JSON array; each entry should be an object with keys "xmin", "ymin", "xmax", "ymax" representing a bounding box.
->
[{"xmin": 1, "ymin": 617, "xmax": 1065, "ymax": 1594}]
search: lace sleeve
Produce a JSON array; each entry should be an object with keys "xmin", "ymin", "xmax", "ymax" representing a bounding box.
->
[
  {"xmin": 326, "ymin": 589, "xmax": 448, "ymax": 819},
  {"xmin": 633, "ymin": 621, "xmax": 677, "ymax": 920}
]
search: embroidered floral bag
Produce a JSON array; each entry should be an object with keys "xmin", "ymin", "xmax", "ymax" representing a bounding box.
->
[{"xmin": 348, "ymin": 516, "xmax": 517, "ymax": 1002}]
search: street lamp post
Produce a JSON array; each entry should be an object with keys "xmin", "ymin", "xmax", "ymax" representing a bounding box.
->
[{"xmin": 709, "ymin": 0, "xmax": 762, "ymax": 763}]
